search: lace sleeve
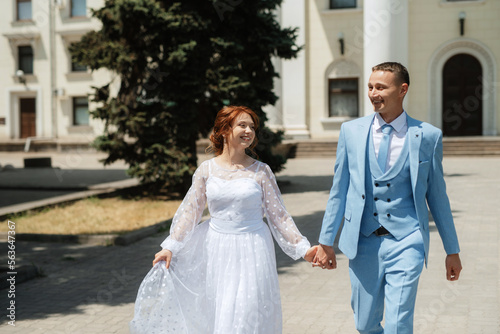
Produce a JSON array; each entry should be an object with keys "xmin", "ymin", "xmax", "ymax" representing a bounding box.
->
[
  {"xmin": 160, "ymin": 161, "xmax": 208, "ymax": 254},
  {"xmin": 260, "ymin": 163, "xmax": 310, "ymax": 260}
]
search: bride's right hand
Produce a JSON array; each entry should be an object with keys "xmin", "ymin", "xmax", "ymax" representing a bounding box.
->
[
  {"xmin": 304, "ymin": 245, "xmax": 319, "ymax": 263},
  {"xmin": 153, "ymin": 249, "xmax": 173, "ymax": 269}
]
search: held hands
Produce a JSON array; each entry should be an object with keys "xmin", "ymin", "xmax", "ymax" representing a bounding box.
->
[
  {"xmin": 445, "ymin": 253, "xmax": 462, "ymax": 281},
  {"xmin": 304, "ymin": 245, "xmax": 319, "ymax": 262},
  {"xmin": 153, "ymin": 249, "xmax": 173, "ymax": 269},
  {"xmin": 312, "ymin": 244, "xmax": 337, "ymax": 270}
]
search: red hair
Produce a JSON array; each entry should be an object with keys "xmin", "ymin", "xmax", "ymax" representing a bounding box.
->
[{"xmin": 207, "ymin": 106, "xmax": 260, "ymax": 156}]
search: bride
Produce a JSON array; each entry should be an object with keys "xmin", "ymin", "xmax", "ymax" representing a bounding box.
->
[{"xmin": 130, "ymin": 106, "xmax": 317, "ymax": 333}]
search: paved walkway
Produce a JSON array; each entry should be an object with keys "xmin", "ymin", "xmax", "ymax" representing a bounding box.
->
[
  {"xmin": 0, "ymin": 152, "xmax": 133, "ymax": 214},
  {"xmin": 0, "ymin": 153, "xmax": 499, "ymax": 333}
]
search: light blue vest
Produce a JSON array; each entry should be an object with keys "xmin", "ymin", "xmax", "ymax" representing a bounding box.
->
[{"xmin": 360, "ymin": 129, "xmax": 419, "ymax": 240}]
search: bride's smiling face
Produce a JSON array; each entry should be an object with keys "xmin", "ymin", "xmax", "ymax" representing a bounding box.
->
[{"xmin": 227, "ymin": 112, "xmax": 255, "ymax": 149}]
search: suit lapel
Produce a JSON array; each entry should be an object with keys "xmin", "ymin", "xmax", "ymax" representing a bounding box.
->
[
  {"xmin": 355, "ymin": 115, "xmax": 375, "ymax": 183},
  {"xmin": 407, "ymin": 115, "xmax": 422, "ymax": 192}
]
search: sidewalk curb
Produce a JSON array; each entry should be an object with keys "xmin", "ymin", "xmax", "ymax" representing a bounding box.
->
[
  {"xmin": 114, "ymin": 219, "xmax": 172, "ymax": 246},
  {"xmin": 0, "ymin": 178, "xmax": 141, "ymax": 220},
  {"xmin": 0, "ymin": 219, "xmax": 173, "ymax": 247},
  {"xmin": 0, "ymin": 177, "xmax": 139, "ymax": 191}
]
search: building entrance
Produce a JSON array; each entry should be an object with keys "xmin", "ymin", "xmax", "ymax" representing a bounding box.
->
[
  {"xmin": 20, "ymin": 98, "xmax": 36, "ymax": 138},
  {"xmin": 442, "ymin": 54, "xmax": 483, "ymax": 136}
]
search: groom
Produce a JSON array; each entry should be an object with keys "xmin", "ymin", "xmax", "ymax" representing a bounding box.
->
[{"xmin": 314, "ymin": 62, "xmax": 462, "ymax": 333}]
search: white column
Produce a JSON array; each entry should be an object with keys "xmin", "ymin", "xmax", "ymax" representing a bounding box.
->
[
  {"xmin": 263, "ymin": 40, "xmax": 283, "ymax": 129},
  {"xmin": 363, "ymin": 0, "xmax": 409, "ymax": 116},
  {"xmin": 279, "ymin": 0, "xmax": 309, "ymax": 138}
]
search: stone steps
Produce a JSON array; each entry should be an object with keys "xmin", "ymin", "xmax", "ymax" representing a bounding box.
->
[
  {"xmin": 2, "ymin": 137, "xmax": 500, "ymax": 157},
  {"xmin": 0, "ymin": 140, "xmax": 92, "ymax": 152},
  {"xmin": 291, "ymin": 137, "xmax": 500, "ymax": 158},
  {"xmin": 440, "ymin": 138, "xmax": 500, "ymax": 156}
]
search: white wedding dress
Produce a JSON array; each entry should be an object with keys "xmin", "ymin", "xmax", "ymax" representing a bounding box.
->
[{"xmin": 130, "ymin": 158, "xmax": 310, "ymax": 334}]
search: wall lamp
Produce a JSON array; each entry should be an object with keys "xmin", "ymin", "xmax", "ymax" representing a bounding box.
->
[
  {"xmin": 338, "ymin": 32, "xmax": 345, "ymax": 55},
  {"xmin": 459, "ymin": 11, "xmax": 466, "ymax": 36},
  {"xmin": 15, "ymin": 69, "xmax": 26, "ymax": 84}
]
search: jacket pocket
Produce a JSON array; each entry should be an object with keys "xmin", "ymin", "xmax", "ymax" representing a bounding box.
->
[
  {"xmin": 344, "ymin": 209, "xmax": 352, "ymax": 222},
  {"xmin": 418, "ymin": 160, "xmax": 430, "ymax": 176}
]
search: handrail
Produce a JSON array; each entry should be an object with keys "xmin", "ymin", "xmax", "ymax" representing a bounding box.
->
[{"xmin": 24, "ymin": 137, "xmax": 53, "ymax": 152}]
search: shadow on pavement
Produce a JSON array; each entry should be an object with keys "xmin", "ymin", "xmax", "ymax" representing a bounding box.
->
[
  {"xmin": 0, "ymin": 206, "xmax": 329, "ymax": 325},
  {"xmin": 278, "ymin": 174, "xmax": 333, "ymax": 194},
  {"xmin": 0, "ymin": 168, "xmax": 452, "ymax": 326},
  {"xmin": 0, "ymin": 168, "xmax": 130, "ymax": 208}
]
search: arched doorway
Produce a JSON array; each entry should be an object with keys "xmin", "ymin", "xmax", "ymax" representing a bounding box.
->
[{"xmin": 442, "ymin": 54, "xmax": 482, "ymax": 136}]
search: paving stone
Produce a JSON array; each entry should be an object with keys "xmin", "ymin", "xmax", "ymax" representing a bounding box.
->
[{"xmin": 0, "ymin": 156, "xmax": 498, "ymax": 333}]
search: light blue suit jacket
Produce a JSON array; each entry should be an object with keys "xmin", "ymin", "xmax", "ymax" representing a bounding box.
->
[{"xmin": 319, "ymin": 114, "xmax": 460, "ymax": 263}]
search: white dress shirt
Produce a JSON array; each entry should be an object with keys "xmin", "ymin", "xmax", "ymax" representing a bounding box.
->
[{"xmin": 373, "ymin": 111, "xmax": 408, "ymax": 171}]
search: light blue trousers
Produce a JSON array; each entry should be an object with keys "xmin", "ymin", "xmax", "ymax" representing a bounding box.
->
[{"xmin": 349, "ymin": 229, "xmax": 425, "ymax": 334}]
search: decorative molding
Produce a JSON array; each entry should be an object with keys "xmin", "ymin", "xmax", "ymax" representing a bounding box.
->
[
  {"xmin": 326, "ymin": 59, "xmax": 361, "ymax": 79},
  {"xmin": 57, "ymin": 28, "xmax": 92, "ymax": 44},
  {"xmin": 57, "ymin": 28, "xmax": 92, "ymax": 37},
  {"xmin": 321, "ymin": 8, "xmax": 362, "ymax": 15},
  {"xmin": 439, "ymin": 0, "xmax": 485, "ymax": 7},
  {"xmin": 3, "ymin": 31, "xmax": 40, "ymax": 48},
  {"xmin": 67, "ymin": 125, "xmax": 94, "ymax": 134},
  {"xmin": 320, "ymin": 116, "xmax": 356, "ymax": 124},
  {"xmin": 66, "ymin": 71, "xmax": 92, "ymax": 80}
]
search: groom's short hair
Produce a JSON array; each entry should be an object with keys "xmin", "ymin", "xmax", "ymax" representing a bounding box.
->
[{"xmin": 372, "ymin": 62, "xmax": 410, "ymax": 87}]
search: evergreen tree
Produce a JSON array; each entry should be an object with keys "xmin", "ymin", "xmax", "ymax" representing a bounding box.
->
[{"xmin": 71, "ymin": 0, "xmax": 300, "ymax": 192}]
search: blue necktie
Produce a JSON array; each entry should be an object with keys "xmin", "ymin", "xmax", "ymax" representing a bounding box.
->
[{"xmin": 377, "ymin": 124, "xmax": 393, "ymax": 172}]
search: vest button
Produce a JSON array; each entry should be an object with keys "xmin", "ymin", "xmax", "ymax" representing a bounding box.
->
[
  {"xmin": 387, "ymin": 183, "xmax": 391, "ymax": 187},
  {"xmin": 387, "ymin": 213, "xmax": 391, "ymax": 218},
  {"xmin": 362, "ymin": 195, "xmax": 365, "ymax": 199},
  {"xmin": 375, "ymin": 183, "xmax": 379, "ymax": 187},
  {"xmin": 374, "ymin": 212, "xmax": 378, "ymax": 216},
  {"xmin": 387, "ymin": 198, "xmax": 391, "ymax": 202},
  {"xmin": 374, "ymin": 197, "xmax": 379, "ymax": 201}
]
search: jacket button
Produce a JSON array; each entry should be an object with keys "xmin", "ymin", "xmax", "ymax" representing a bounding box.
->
[
  {"xmin": 362, "ymin": 195, "xmax": 365, "ymax": 199},
  {"xmin": 374, "ymin": 197, "xmax": 379, "ymax": 201},
  {"xmin": 387, "ymin": 198, "xmax": 391, "ymax": 202},
  {"xmin": 375, "ymin": 183, "xmax": 379, "ymax": 187},
  {"xmin": 387, "ymin": 183, "xmax": 391, "ymax": 187},
  {"xmin": 374, "ymin": 212, "xmax": 378, "ymax": 216},
  {"xmin": 387, "ymin": 213, "xmax": 391, "ymax": 218}
]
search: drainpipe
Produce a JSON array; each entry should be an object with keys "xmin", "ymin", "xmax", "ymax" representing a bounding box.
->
[{"xmin": 49, "ymin": 0, "xmax": 58, "ymax": 139}]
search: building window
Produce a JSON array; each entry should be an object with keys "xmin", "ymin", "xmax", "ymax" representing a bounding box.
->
[
  {"xmin": 330, "ymin": 0, "xmax": 356, "ymax": 9},
  {"xmin": 73, "ymin": 97, "xmax": 89, "ymax": 125},
  {"xmin": 17, "ymin": 0, "xmax": 32, "ymax": 21},
  {"xmin": 70, "ymin": 44, "xmax": 87, "ymax": 72},
  {"xmin": 71, "ymin": 0, "xmax": 87, "ymax": 17},
  {"xmin": 329, "ymin": 78, "xmax": 358, "ymax": 117},
  {"xmin": 18, "ymin": 45, "xmax": 34, "ymax": 74},
  {"xmin": 71, "ymin": 58, "xmax": 87, "ymax": 72}
]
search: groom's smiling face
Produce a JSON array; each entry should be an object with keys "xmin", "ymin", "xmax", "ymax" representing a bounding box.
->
[{"xmin": 367, "ymin": 70, "xmax": 408, "ymax": 121}]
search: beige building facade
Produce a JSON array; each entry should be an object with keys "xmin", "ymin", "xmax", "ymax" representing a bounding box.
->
[
  {"xmin": 0, "ymin": 0, "xmax": 111, "ymax": 143},
  {"xmin": 1, "ymin": 0, "xmax": 498, "ymax": 144},
  {"xmin": 270, "ymin": 0, "xmax": 499, "ymax": 139}
]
